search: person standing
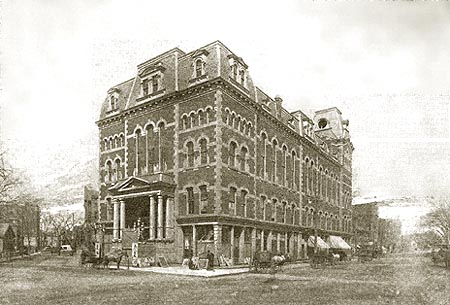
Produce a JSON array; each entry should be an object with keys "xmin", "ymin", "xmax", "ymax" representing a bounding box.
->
[{"xmin": 206, "ymin": 250, "xmax": 214, "ymax": 270}]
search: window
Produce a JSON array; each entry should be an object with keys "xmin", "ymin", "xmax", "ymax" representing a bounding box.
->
[
  {"xmin": 142, "ymin": 79, "xmax": 149, "ymax": 96},
  {"xmin": 281, "ymin": 202, "xmax": 287, "ymax": 223},
  {"xmin": 110, "ymin": 96, "xmax": 117, "ymax": 110},
  {"xmin": 187, "ymin": 187, "xmax": 195, "ymax": 214},
  {"xmin": 232, "ymin": 64, "xmax": 238, "ymax": 80},
  {"xmin": 271, "ymin": 140, "xmax": 277, "ymax": 182},
  {"xmin": 292, "ymin": 151, "xmax": 297, "ymax": 189},
  {"xmin": 198, "ymin": 110, "xmax": 205, "ymax": 125},
  {"xmin": 200, "ymin": 138, "xmax": 208, "ymax": 165},
  {"xmin": 135, "ymin": 129, "xmax": 141, "ymax": 175},
  {"xmin": 200, "ymin": 185, "xmax": 208, "ymax": 214},
  {"xmin": 229, "ymin": 142, "xmax": 237, "ymax": 167},
  {"xmin": 106, "ymin": 161, "xmax": 112, "ymax": 182},
  {"xmin": 281, "ymin": 146, "xmax": 287, "ymax": 185},
  {"xmin": 229, "ymin": 187, "xmax": 236, "ymax": 215},
  {"xmin": 151, "ymin": 75, "xmax": 159, "ymax": 93},
  {"xmin": 241, "ymin": 190, "xmax": 248, "ymax": 218},
  {"xmin": 271, "ymin": 199, "xmax": 277, "ymax": 221},
  {"xmin": 206, "ymin": 107, "xmax": 213, "ymax": 123},
  {"xmin": 261, "ymin": 196, "xmax": 267, "ymax": 220},
  {"xmin": 182, "ymin": 115, "xmax": 188, "ymax": 130},
  {"xmin": 318, "ymin": 118, "xmax": 328, "ymax": 129},
  {"xmin": 239, "ymin": 70, "xmax": 245, "ymax": 85},
  {"xmin": 195, "ymin": 59, "xmax": 203, "ymax": 78},
  {"xmin": 115, "ymin": 159, "xmax": 121, "ymax": 180},
  {"xmin": 190, "ymin": 113, "xmax": 196, "ymax": 128},
  {"xmin": 240, "ymin": 146, "xmax": 247, "ymax": 171},
  {"xmin": 261, "ymin": 133, "xmax": 267, "ymax": 178},
  {"xmin": 187, "ymin": 142, "xmax": 194, "ymax": 167}
]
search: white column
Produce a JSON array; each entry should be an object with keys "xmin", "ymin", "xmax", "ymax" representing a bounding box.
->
[
  {"xmin": 149, "ymin": 196, "xmax": 155, "ymax": 239},
  {"xmin": 119, "ymin": 199, "xmax": 125, "ymax": 240},
  {"xmin": 113, "ymin": 199, "xmax": 119, "ymax": 240},
  {"xmin": 261, "ymin": 230, "xmax": 265, "ymax": 251},
  {"xmin": 230, "ymin": 226, "xmax": 235, "ymax": 264},
  {"xmin": 157, "ymin": 195, "xmax": 163, "ymax": 239}
]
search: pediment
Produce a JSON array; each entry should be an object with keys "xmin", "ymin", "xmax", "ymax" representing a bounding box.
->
[
  {"xmin": 109, "ymin": 177, "xmax": 150, "ymax": 192},
  {"xmin": 138, "ymin": 63, "xmax": 166, "ymax": 78},
  {"xmin": 191, "ymin": 49, "xmax": 209, "ymax": 58}
]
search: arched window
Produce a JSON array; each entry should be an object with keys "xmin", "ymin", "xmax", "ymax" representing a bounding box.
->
[
  {"xmin": 199, "ymin": 138, "xmax": 208, "ymax": 165},
  {"xmin": 199, "ymin": 185, "xmax": 208, "ymax": 214},
  {"xmin": 229, "ymin": 142, "xmax": 237, "ymax": 167},
  {"xmin": 106, "ymin": 161, "xmax": 112, "ymax": 182},
  {"xmin": 229, "ymin": 187, "xmax": 236, "ymax": 215},
  {"xmin": 271, "ymin": 139, "xmax": 278, "ymax": 182},
  {"xmin": 240, "ymin": 146, "xmax": 248, "ymax": 171},
  {"xmin": 292, "ymin": 150, "xmax": 297, "ymax": 189},
  {"xmin": 230, "ymin": 113, "xmax": 235, "ymax": 127},
  {"xmin": 186, "ymin": 141, "xmax": 194, "ymax": 167},
  {"xmin": 261, "ymin": 133, "xmax": 267, "ymax": 178},
  {"xmin": 271, "ymin": 199, "xmax": 277, "ymax": 221},
  {"xmin": 281, "ymin": 202, "xmax": 287, "ymax": 223},
  {"xmin": 104, "ymin": 139, "xmax": 108, "ymax": 151},
  {"xmin": 182, "ymin": 115, "xmax": 188, "ymax": 130},
  {"xmin": 281, "ymin": 145, "xmax": 287, "ymax": 186},
  {"xmin": 205, "ymin": 107, "xmax": 213, "ymax": 124},
  {"xmin": 198, "ymin": 110, "xmax": 205, "ymax": 125},
  {"xmin": 115, "ymin": 159, "xmax": 121, "ymax": 181},
  {"xmin": 235, "ymin": 116, "xmax": 241, "ymax": 130},
  {"xmin": 195, "ymin": 59, "xmax": 204, "ymax": 78},
  {"xmin": 261, "ymin": 196, "xmax": 267, "ymax": 220},
  {"xmin": 109, "ymin": 138, "xmax": 114, "ymax": 150},
  {"xmin": 241, "ymin": 190, "xmax": 248, "ymax": 218},
  {"xmin": 135, "ymin": 129, "xmax": 141, "ymax": 175},
  {"xmin": 187, "ymin": 187, "xmax": 195, "ymax": 214},
  {"xmin": 190, "ymin": 113, "xmax": 196, "ymax": 128},
  {"xmin": 120, "ymin": 134, "xmax": 124, "ymax": 147}
]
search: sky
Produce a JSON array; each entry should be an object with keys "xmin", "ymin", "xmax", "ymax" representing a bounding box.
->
[{"xmin": 1, "ymin": 0, "xmax": 450, "ymax": 201}]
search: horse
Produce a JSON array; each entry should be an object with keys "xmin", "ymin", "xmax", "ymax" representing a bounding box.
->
[
  {"xmin": 271, "ymin": 254, "xmax": 286, "ymax": 267},
  {"xmin": 328, "ymin": 253, "xmax": 340, "ymax": 265},
  {"xmin": 102, "ymin": 248, "xmax": 129, "ymax": 270},
  {"xmin": 80, "ymin": 246, "xmax": 102, "ymax": 268}
]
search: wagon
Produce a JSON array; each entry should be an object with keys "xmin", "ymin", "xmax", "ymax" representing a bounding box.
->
[{"xmin": 250, "ymin": 251, "xmax": 279, "ymax": 274}]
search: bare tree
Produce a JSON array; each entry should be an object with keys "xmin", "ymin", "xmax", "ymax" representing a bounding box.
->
[
  {"xmin": 0, "ymin": 150, "xmax": 21, "ymax": 205},
  {"xmin": 420, "ymin": 199, "xmax": 450, "ymax": 245}
]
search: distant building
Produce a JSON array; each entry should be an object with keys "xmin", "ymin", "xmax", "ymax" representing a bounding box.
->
[
  {"xmin": 378, "ymin": 218, "xmax": 402, "ymax": 253},
  {"xmin": 94, "ymin": 41, "xmax": 354, "ymax": 264},
  {"xmin": 84, "ymin": 185, "xmax": 99, "ymax": 224},
  {"xmin": 353, "ymin": 202, "xmax": 379, "ymax": 245},
  {"xmin": 0, "ymin": 203, "xmax": 41, "ymax": 253}
]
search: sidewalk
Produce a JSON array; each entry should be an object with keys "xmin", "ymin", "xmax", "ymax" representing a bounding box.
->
[{"xmin": 119, "ymin": 265, "xmax": 250, "ymax": 278}]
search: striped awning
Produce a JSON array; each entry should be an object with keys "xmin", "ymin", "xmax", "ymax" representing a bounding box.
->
[
  {"xmin": 327, "ymin": 235, "xmax": 352, "ymax": 250},
  {"xmin": 307, "ymin": 236, "xmax": 330, "ymax": 249}
]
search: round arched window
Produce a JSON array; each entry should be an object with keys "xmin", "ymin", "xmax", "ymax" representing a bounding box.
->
[{"xmin": 318, "ymin": 118, "xmax": 328, "ymax": 129}]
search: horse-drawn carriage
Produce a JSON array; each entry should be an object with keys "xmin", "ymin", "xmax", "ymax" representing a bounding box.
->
[
  {"xmin": 309, "ymin": 252, "xmax": 340, "ymax": 268},
  {"xmin": 356, "ymin": 244, "xmax": 381, "ymax": 263},
  {"xmin": 80, "ymin": 245, "xmax": 129, "ymax": 270},
  {"xmin": 250, "ymin": 251, "xmax": 286, "ymax": 273}
]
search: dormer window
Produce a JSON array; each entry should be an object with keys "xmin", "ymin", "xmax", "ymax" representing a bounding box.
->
[
  {"xmin": 151, "ymin": 75, "xmax": 159, "ymax": 93},
  {"xmin": 137, "ymin": 62, "xmax": 166, "ymax": 100},
  {"xmin": 195, "ymin": 59, "xmax": 204, "ymax": 78},
  {"xmin": 142, "ymin": 79, "xmax": 149, "ymax": 96},
  {"xmin": 227, "ymin": 54, "xmax": 249, "ymax": 92},
  {"xmin": 106, "ymin": 88, "xmax": 120, "ymax": 113},
  {"xmin": 239, "ymin": 70, "xmax": 245, "ymax": 85},
  {"xmin": 189, "ymin": 49, "xmax": 209, "ymax": 85}
]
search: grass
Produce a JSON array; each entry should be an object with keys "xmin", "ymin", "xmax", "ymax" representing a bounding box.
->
[{"xmin": 1, "ymin": 253, "xmax": 450, "ymax": 305}]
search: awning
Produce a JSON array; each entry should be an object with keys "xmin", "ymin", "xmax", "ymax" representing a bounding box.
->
[
  {"xmin": 327, "ymin": 235, "xmax": 352, "ymax": 250},
  {"xmin": 307, "ymin": 236, "xmax": 330, "ymax": 249}
]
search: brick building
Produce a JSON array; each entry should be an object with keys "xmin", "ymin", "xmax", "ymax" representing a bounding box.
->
[
  {"xmin": 95, "ymin": 41, "xmax": 354, "ymax": 264},
  {"xmin": 353, "ymin": 202, "xmax": 379, "ymax": 246}
]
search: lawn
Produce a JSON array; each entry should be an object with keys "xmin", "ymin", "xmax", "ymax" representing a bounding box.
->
[{"xmin": 1, "ymin": 253, "xmax": 449, "ymax": 305}]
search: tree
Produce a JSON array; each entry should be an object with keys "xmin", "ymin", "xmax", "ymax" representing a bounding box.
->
[
  {"xmin": 0, "ymin": 150, "xmax": 21, "ymax": 205},
  {"xmin": 420, "ymin": 199, "xmax": 450, "ymax": 245},
  {"xmin": 40, "ymin": 211, "xmax": 83, "ymax": 249}
]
